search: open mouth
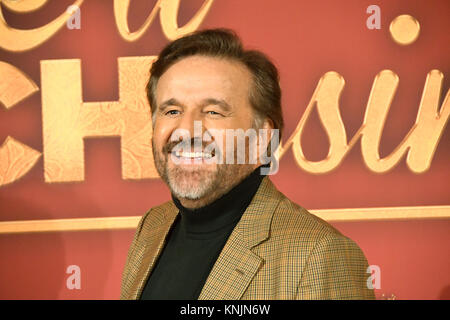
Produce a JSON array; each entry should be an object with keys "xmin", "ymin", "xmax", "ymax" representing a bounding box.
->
[{"xmin": 171, "ymin": 150, "xmax": 216, "ymax": 161}]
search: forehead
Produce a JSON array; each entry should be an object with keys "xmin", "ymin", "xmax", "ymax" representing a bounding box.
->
[{"xmin": 155, "ymin": 55, "xmax": 252, "ymax": 103}]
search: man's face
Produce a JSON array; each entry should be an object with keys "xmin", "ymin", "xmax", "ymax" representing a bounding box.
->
[{"xmin": 152, "ymin": 55, "xmax": 259, "ymax": 207}]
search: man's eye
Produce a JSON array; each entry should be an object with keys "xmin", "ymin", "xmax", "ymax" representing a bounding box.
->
[
  {"xmin": 165, "ymin": 110, "xmax": 180, "ymax": 115},
  {"xmin": 206, "ymin": 110, "xmax": 222, "ymax": 116}
]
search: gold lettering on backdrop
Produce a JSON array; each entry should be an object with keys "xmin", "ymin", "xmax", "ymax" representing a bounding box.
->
[
  {"xmin": 0, "ymin": 0, "xmax": 214, "ymax": 51},
  {"xmin": 159, "ymin": 0, "xmax": 215, "ymax": 40},
  {"xmin": 276, "ymin": 72, "xmax": 359, "ymax": 174},
  {"xmin": 361, "ymin": 70, "xmax": 450, "ymax": 173},
  {"xmin": 40, "ymin": 57, "xmax": 158, "ymax": 183},
  {"xmin": 0, "ymin": 61, "xmax": 42, "ymax": 186},
  {"xmin": 0, "ymin": 0, "xmax": 84, "ymax": 52},
  {"xmin": 1, "ymin": 0, "xmax": 48, "ymax": 13},
  {"xmin": 114, "ymin": 0, "xmax": 215, "ymax": 41},
  {"xmin": 276, "ymin": 70, "xmax": 449, "ymax": 174},
  {"xmin": 0, "ymin": 59, "xmax": 448, "ymax": 185},
  {"xmin": 114, "ymin": 0, "xmax": 161, "ymax": 42}
]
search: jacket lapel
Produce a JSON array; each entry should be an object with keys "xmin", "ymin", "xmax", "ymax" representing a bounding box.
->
[
  {"xmin": 198, "ymin": 177, "xmax": 283, "ymax": 300},
  {"xmin": 125, "ymin": 202, "xmax": 179, "ymax": 299}
]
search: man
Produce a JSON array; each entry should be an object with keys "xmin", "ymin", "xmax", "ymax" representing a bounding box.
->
[{"xmin": 120, "ymin": 29, "xmax": 374, "ymax": 300}]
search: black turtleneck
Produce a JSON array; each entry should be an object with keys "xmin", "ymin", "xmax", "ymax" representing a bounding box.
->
[{"xmin": 140, "ymin": 165, "xmax": 267, "ymax": 300}]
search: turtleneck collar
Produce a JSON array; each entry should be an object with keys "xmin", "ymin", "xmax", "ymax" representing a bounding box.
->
[{"xmin": 171, "ymin": 165, "xmax": 267, "ymax": 236}]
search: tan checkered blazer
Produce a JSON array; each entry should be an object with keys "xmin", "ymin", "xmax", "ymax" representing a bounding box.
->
[{"xmin": 120, "ymin": 177, "xmax": 375, "ymax": 300}]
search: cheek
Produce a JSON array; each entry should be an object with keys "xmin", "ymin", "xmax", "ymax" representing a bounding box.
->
[{"xmin": 152, "ymin": 121, "xmax": 173, "ymax": 149}]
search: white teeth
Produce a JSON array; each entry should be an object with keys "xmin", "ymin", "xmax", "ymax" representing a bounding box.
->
[{"xmin": 174, "ymin": 151, "xmax": 212, "ymax": 159}]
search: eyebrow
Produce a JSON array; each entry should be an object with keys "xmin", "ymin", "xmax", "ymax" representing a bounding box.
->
[
  {"xmin": 158, "ymin": 98, "xmax": 184, "ymax": 111},
  {"xmin": 158, "ymin": 98, "xmax": 232, "ymax": 112},
  {"xmin": 200, "ymin": 98, "xmax": 232, "ymax": 112}
]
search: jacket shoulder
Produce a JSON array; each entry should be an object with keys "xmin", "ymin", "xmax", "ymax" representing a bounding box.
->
[
  {"xmin": 270, "ymin": 194, "xmax": 344, "ymax": 243},
  {"xmin": 267, "ymin": 192, "xmax": 369, "ymax": 264}
]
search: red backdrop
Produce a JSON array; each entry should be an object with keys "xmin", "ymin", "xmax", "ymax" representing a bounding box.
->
[{"xmin": 0, "ymin": 0, "xmax": 449, "ymax": 299}]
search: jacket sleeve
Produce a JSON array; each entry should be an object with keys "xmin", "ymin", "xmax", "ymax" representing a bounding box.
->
[{"xmin": 296, "ymin": 232, "xmax": 375, "ymax": 300}]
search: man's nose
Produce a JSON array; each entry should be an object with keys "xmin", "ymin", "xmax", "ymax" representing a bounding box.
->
[{"xmin": 175, "ymin": 111, "xmax": 205, "ymax": 140}]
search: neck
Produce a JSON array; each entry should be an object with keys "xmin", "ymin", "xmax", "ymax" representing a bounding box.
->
[
  {"xmin": 178, "ymin": 164, "xmax": 263, "ymax": 209},
  {"xmin": 173, "ymin": 164, "xmax": 267, "ymax": 211},
  {"xmin": 178, "ymin": 186, "xmax": 230, "ymax": 209}
]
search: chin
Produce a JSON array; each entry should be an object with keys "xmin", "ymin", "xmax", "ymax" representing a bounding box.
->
[
  {"xmin": 166, "ymin": 169, "xmax": 214, "ymax": 198},
  {"xmin": 168, "ymin": 180, "xmax": 208, "ymax": 200}
]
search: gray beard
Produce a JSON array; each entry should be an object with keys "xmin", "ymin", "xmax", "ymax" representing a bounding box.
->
[
  {"xmin": 166, "ymin": 165, "xmax": 223, "ymax": 200},
  {"xmin": 152, "ymin": 140, "xmax": 253, "ymax": 202}
]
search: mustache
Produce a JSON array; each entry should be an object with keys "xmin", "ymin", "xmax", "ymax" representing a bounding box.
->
[{"xmin": 162, "ymin": 137, "xmax": 220, "ymax": 156}]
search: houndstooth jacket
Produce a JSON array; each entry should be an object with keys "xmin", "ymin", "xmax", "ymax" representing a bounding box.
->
[{"xmin": 120, "ymin": 177, "xmax": 375, "ymax": 300}]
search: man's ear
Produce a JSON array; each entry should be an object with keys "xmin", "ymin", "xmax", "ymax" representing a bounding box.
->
[
  {"xmin": 257, "ymin": 117, "xmax": 275, "ymax": 158},
  {"xmin": 257, "ymin": 118, "xmax": 280, "ymax": 175},
  {"xmin": 262, "ymin": 118, "xmax": 274, "ymax": 131},
  {"xmin": 261, "ymin": 117, "xmax": 275, "ymax": 151}
]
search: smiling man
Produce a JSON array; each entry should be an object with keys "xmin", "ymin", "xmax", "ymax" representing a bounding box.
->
[
  {"xmin": 120, "ymin": 29, "xmax": 374, "ymax": 300},
  {"xmin": 151, "ymin": 53, "xmax": 269, "ymax": 209}
]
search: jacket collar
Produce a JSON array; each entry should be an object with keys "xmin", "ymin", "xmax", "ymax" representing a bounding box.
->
[
  {"xmin": 126, "ymin": 176, "xmax": 283, "ymax": 299},
  {"xmin": 141, "ymin": 175, "xmax": 281, "ymax": 245},
  {"xmin": 198, "ymin": 176, "xmax": 283, "ymax": 299}
]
